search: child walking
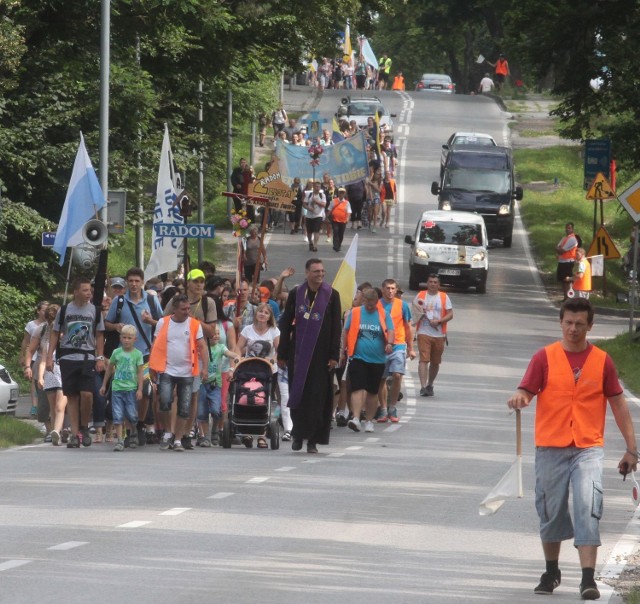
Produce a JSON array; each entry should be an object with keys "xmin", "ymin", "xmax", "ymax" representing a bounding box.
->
[{"xmin": 100, "ymin": 325, "xmax": 144, "ymax": 452}]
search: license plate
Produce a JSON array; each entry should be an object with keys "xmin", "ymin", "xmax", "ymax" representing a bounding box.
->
[
  {"xmin": 438, "ymin": 269, "xmax": 460, "ymax": 276},
  {"xmin": 10, "ymin": 388, "xmax": 18, "ymax": 401},
  {"xmin": 430, "ymin": 85, "xmax": 443, "ymax": 89}
]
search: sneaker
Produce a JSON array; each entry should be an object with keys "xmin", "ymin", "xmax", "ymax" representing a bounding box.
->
[
  {"xmin": 113, "ymin": 440, "xmax": 125, "ymax": 452},
  {"xmin": 371, "ymin": 228, "xmax": 377, "ymax": 234},
  {"xmin": 128, "ymin": 432, "xmax": 138, "ymax": 449},
  {"xmin": 51, "ymin": 430, "xmax": 60, "ymax": 446},
  {"xmin": 172, "ymin": 439, "xmax": 185, "ymax": 452},
  {"xmin": 347, "ymin": 417, "xmax": 361, "ymax": 432},
  {"xmin": 388, "ymin": 407, "xmax": 399, "ymax": 423},
  {"xmin": 425, "ymin": 385, "xmax": 434, "ymax": 397},
  {"xmin": 376, "ymin": 408, "xmax": 389, "ymax": 423},
  {"xmin": 160, "ymin": 433, "xmax": 173, "ymax": 450},
  {"xmin": 199, "ymin": 438, "xmax": 212, "ymax": 448},
  {"xmin": 146, "ymin": 431, "xmax": 157, "ymax": 445},
  {"xmin": 210, "ymin": 430, "xmax": 220, "ymax": 446},
  {"xmin": 419, "ymin": 386, "xmax": 428, "ymax": 396},
  {"xmin": 534, "ymin": 571, "xmax": 561, "ymax": 595},
  {"xmin": 579, "ymin": 582, "xmax": 600, "ymax": 600},
  {"xmin": 136, "ymin": 427, "xmax": 146, "ymax": 447},
  {"xmin": 181, "ymin": 435, "xmax": 194, "ymax": 450},
  {"xmin": 282, "ymin": 431, "xmax": 292, "ymax": 442},
  {"xmin": 335, "ymin": 413, "xmax": 348, "ymax": 427},
  {"xmin": 67, "ymin": 435, "xmax": 80, "ymax": 448},
  {"xmin": 44, "ymin": 432, "xmax": 52, "ymax": 443},
  {"xmin": 80, "ymin": 428, "xmax": 92, "ymax": 447},
  {"xmin": 364, "ymin": 420, "xmax": 375, "ymax": 433},
  {"xmin": 61, "ymin": 428, "xmax": 70, "ymax": 444}
]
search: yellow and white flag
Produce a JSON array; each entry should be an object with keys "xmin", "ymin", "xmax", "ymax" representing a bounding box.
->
[
  {"xmin": 343, "ymin": 22, "xmax": 352, "ymax": 63},
  {"xmin": 332, "ymin": 234, "xmax": 358, "ymax": 314}
]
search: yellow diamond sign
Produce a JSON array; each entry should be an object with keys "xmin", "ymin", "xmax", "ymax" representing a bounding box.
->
[{"xmin": 618, "ymin": 179, "xmax": 640, "ymax": 223}]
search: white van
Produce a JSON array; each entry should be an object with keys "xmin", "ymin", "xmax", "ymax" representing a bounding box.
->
[{"xmin": 404, "ymin": 210, "xmax": 489, "ymax": 293}]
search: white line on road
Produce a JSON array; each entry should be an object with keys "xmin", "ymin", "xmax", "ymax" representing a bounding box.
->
[
  {"xmin": 246, "ymin": 476, "xmax": 269, "ymax": 484},
  {"xmin": 301, "ymin": 458, "xmax": 322, "ymax": 463},
  {"xmin": 384, "ymin": 425, "xmax": 401, "ymax": 432},
  {"xmin": 345, "ymin": 446, "xmax": 363, "ymax": 451},
  {"xmin": 365, "ymin": 437, "xmax": 380, "ymax": 443},
  {"xmin": 159, "ymin": 508, "xmax": 191, "ymax": 516},
  {"xmin": 0, "ymin": 560, "xmax": 32, "ymax": 571},
  {"xmin": 207, "ymin": 492, "xmax": 234, "ymax": 499},
  {"xmin": 274, "ymin": 466, "xmax": 296, "ymax": 472},
  {"xmin": 327, "ymin": 452, "xmax": 345, "ymax": 457},
  {"xmin": 118, "ymin": 521, "xmax": 151, "ymax": 528},
  {"xmin": 47, "ymin": 541, "xmax": 88, "ymax": 551}
]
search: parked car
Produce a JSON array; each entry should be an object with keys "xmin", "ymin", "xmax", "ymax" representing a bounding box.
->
[
  {"xmin": 415, "ymin": 73, "xmax": 456, "ymax": 94},
  {"xmin": 336, "ymin": 96, "xmax": 396, "ymax": 137},
  {"xmin": 431, "ymin": 145, "xmax": 523, "ymax": 248},
  {"xmin": 404, "ymin": 210, "xmax": 489, "ymax": 293},
  {"xmin": 440, "ymin": 132, "xmax": 496, "ymax": 176},
  {"xmin": 0, "ymin": 363, "xmax": 19, "ymax": 415}
]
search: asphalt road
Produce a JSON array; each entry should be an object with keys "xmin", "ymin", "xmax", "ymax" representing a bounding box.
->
[{"xmin": 1, "ymin": 88, "xmax": 638, "ymax": 604}]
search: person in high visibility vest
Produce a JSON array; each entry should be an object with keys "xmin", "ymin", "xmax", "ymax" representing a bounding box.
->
[
  {"xmin": 508, "ymin": 297, "xmax": 638, "ymax": 601},
  {"xmin": 391, "ymin": 71, "xmax": 405, "ymax": 91},
  {"xmin": 327, "ymin": 187, "xmax": 352, "ymax": 252},
  {"xmin": 572, "ymin": 248, "xmax": 592, "ymax": 299},
  {"xmin": 377, "ymin": 53, "xmax": 392, "ymax": 90},
  {"xmin": 556, "ymin": 222, "xmax": 579, "ymax": 300},
  {"xmin": 486, "ymin": 53, "xmax": 510, "ymax": 91}
]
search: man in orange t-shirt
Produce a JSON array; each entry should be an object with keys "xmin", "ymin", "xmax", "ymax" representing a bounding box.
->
[{"xmin": 508, "ymin": 298, "xmax": 637, "ymax": 600}]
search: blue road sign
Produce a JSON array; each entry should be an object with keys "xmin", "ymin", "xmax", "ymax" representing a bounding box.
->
[
  {"xmin": 154, "ymin": 223, "xmax": 215, "ymax": 239},
  {"xmin": 584, "ymin": 139, "xmax": 611, "ymax": 190},
  {"xmin": 42, "ymin": 232, "xmax": 57, "ymax": 247}
]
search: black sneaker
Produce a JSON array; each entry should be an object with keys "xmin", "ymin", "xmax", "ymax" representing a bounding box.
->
[
  {"xmin": 136, "ymin": 427, "xmax": 146, "ymax": 447},
  {"xmin": 80, "ymin": 428, "xmax": 92, "ymax": 447},
  {"xmin": 181, "ymin": 435, "xmax": 194, "ymax": 450},
  {"xmin": 128, "ymin": 432, "xmax": 138, "ymax": 449},
  {"xmin": 579, "ymin": 582, "xmax": 600, "ymax": 600},
  {"xmin": 335, "ymin": 413, "xmax": 348, "ymax": 427},
  {"xmin": 534, "ymin": 570, "xmax": 561, "ymax": 595},
  {"xmin": 67, "ymin": 434, "xmax": 80, "ymax": 448}
]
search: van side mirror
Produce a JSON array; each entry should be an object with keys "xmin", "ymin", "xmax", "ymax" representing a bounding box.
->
[
  {"xmin": 431, "ymin": 182, "xmax": 440, "ymax": 196},
  {"xmin": 404, "ymin": 235, "xmax": 414, "ymax": 245},
  {"xmin": 514, "ymin": 185, "xmax": 523, "ymax": 201},
  {"xmin": 390, "ymin": 113, "xmax": 397, "ymax": 118},
  {"xmin": 442, "ymin": 144, "xmax": 449, "ymax": 150}
]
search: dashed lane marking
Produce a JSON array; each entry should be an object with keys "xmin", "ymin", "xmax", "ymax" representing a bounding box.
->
[
  {"xmin": 160, "ymin": 508, "xmax": 191, "ymax": 516},
  {"xmin": 207, "ymin": 492, "xmax": 234, "ymax": 499},
  {"xmin": 47, "ymin": 542, "xmax": 88, "ymax": 551},
  {"xmin": 0, "ymin": 560, "xmax": 32, "ymax": 571},
  {"xmin": 246, "ymin": 476, "xmax": 269, "ymax": 484},
  {"xmin": 117, "ymin": 521, "xmax": 151, "ymax": 528},
  {"xmin": 274, "ymin": 466, "xmax": 296, "ymax": 472}
]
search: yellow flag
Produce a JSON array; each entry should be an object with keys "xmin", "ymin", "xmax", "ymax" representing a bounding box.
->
[
  {"xmin": 332, "ymin": 234, "xmax": 358, "ymax": 314},
  {"xmin": 343, "ymin": 23, "xmax": 352, "ymax": 63}
]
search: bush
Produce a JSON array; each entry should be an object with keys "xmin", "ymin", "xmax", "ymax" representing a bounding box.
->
[{"xmin": 0, "ymin": 280, "xmax": 36, "ymax": 376}]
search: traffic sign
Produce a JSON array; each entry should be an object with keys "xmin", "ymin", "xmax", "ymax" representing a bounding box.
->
[
  {"xmin": 586, "ymin": 226, "xmax": 621, "ymax": 260},
  {"xmin": 42, "ymin": 232, "xmax": 56, "ymax": 247},
  {"xmin": 584, "ymin": 139, "xmax": 611, "ymax": 190},
  {"xmin": 585, "ymin": 172, "xmax": 616, "ymax": 200},
  {"xmin": 618, "ymin": 178, "xmax": 640, "ymax": 223},
  {"xmin": 154, "ymin": 223, "xmax": 215, "ymax": 239}
]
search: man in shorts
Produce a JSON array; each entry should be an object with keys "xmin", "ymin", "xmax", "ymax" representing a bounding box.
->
[
  {"xmin": 556, "ymin": 222, "xmax": 578, "ymax": 299},
  {"xmin": 303, "ymin": 181, "xmax": 327, "ymax": 253},
  {"xmin": 46, "ymin": 277, "xmax": 105, "ymax": 448},
  {"xmin": 377, "ymin": 279, "xmax": 415, "ymax": 422},
  {"xmin": 412, "ymin": 274, "xmax": 453, "ymax": 397}
]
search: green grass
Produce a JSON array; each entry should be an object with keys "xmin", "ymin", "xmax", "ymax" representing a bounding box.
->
[
  {"xmin": 598, "ymin": 333, "xmax": 640, "ymax": 393},
  {"xmin": 0, "ymin": 416, "xmax": 42, "ymax": 448},
  {"xmin": 628, "ymin": 589, "xmax": 640, "ymax": 604}
]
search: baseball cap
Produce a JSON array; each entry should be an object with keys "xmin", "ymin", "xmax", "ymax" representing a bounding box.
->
[
  {"xmin": 110, "ymin": 277, "xmax": 126, "ymax": 289},
  {"xmin": 338, "ymin": 186, "xmax": 346, "ymax": 192},
  {"xmin": 259, "ymin": 286, "xmax": 271, "ymax": 303},
  {"xmin": 186, "ymin": 269, "xmax": 205, "ymax": 281}
]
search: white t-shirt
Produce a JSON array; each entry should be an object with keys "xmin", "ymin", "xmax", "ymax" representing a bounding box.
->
[
  {"xmin": 240, "ymin": 324, "xmax": 280, "ymax": 361},
  {"xmin": 25, "ymin": 319, "xmax": 44, "ymax": 362},
  {"xmin": 413, "ymin": 292, "xmax": 453, "ymax": 337},
  {"xmin": 155, "ymin": 316, "xmax": 203, "ymax": 377},
  {"xmin": 304, "ymin": 190, "xmax": 326, "ymax": 219},
  {"xmin": 479, "ymin": 77, "xmax": 494, "ymax": 92}
]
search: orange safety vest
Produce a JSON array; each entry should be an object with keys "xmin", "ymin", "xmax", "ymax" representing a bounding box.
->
[
  {"xmin": 574, "ymin": 258, "xmax": 592, "ymax": 292},
  {"xmin": 416, "ymin": 291, "xmax": 449, "ymax": 334},
  {"xmin": 495, "ymin": 59, "xmax": 508, "ymax": 76},
  {"xmin": 346, "ymin": 303, "xmax": 388, "ymax": 357},
  {"xmin": 558, "ymin": 235, "xmax": 577, "ymax": 261},
  {"xmin": 535, "ymin": 342, "xmax": 607, "ymax": 447},
  {"xmin": 330, "ymin": 198, "xmax": 350, "ymax": 223},
  {"xmin": 384, "ymin": 297, "xmax": 406, "ymax": 344},
  {"xmin": 391, "ymin": 75, "xmax": 405, "ymax": 91},
  {"xmin": 149, "ymin": 316, "xmax": 201, "ymax": 376}
]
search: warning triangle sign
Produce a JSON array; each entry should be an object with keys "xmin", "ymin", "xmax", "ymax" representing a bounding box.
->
[
  {"xmin": 586, "ymin": 172, "xmax": 616, "ymax": 200},
  {"xmin": 586, "ymin": 226, "xmax": 621, "ymax": 260}
]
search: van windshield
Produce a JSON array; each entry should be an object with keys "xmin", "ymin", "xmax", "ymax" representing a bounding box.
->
[
  {"xmin": 449, "ymin": 152, "xmax": 508, "ymax": 170},
  {"xmin": 419, "ymin": 220, "xmax": 483, "ymax": 246},
  {"xmin": 443, "ymin": 168, "xmax": 511, "ymax": 194}
]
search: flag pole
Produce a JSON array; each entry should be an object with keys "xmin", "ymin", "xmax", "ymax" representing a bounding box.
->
[{"xmin": 62, "ymin": 249, "xmax": 73, "ymax": 304}]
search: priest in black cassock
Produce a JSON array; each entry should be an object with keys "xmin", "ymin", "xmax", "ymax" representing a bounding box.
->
[{"xmin": 277, "ymin": 258, "xmax": 342, "ymax": 453}]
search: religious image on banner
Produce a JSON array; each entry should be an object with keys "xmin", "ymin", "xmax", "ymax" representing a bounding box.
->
[
  {"xmin": 250, "ymin": 156, "xmax": 296, "ymax": 211},
  {"xmin": 276, "ymin": 131, "xmax": 368, "ymax": 186}
]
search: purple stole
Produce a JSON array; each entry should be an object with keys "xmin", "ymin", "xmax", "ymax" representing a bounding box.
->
[{"xmin": 287, "ymin": 281, "xmax": 332, "ymax": 409}]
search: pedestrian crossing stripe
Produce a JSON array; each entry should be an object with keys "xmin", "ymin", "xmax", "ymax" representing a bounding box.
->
[
  {"xmin": 585, "ymin": 172, "xmax": 616, "ymax": 200},
  {"xmin": 586, "ymin": 226, "xmax": 621, "ymax": 260}
]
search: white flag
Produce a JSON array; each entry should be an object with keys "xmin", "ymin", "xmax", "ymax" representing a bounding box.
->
[
  {"xmin": 479, "ymin": 458, "xmax": 523, "ymax": 516},
  {"xmin": 144, "ymin": 125, "xmax": 184, "ymax": 282}
]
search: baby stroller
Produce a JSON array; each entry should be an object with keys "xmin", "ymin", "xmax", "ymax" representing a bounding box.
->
[{"xmin": 222, "ymin": 357, "xmax": 280, "ymax": 450}]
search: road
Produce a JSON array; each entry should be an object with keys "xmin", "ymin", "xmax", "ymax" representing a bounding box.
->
[{"xmin": 1, "ymin": 89, "xmax": 638, "ymax": 604}]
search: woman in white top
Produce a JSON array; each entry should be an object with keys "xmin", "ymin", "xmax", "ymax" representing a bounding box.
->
[
  {"xmin": 235, "ymin": 303, "xmax": 280, "ymax": 448},
  {"xmin": 20, "ymin": 300, "xmax": 48, "ymax": 418}
]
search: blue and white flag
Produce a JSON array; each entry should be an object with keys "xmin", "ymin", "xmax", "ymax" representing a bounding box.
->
[
  {"xmin": 144, "ymin": 124, "xmax": 184, "ymax": 282},
  {"xmin": 360, "ymin": 37, "xmax": 378, "ymax": 69},
  {"xmin": 53, "ymin": 133, "xmax": 106, "ymax": 265}
]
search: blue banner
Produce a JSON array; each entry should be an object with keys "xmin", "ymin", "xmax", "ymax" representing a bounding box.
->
[{"xmin": 276, "ymin": 131, "xmax": 369, "ymax": 186}]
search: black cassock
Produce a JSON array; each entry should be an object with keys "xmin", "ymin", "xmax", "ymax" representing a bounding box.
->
[{"xmin": 277, "ymin": 285, "xmax": 342, "ymax": 444}]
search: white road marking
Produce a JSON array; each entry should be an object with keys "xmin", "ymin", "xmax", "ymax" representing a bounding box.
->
[
  {"xmin": 365, "ymin": 437, "xmax": 380, "ymax": 443},
  {"xmin": 302, "ymin": 458, "xmax": 322, "ymax": 463},
  {"xmin": 207, "ymin": 492, "xmax": 234, "ymax": 499},
  {"xmin": 0, "ymin": 560, "xmax": 32, "ymax": 571},
  {"xmin": 345, "ymin": 446, "xmax": 363, "ymax": 451},
  {"xmin": 118, "ymin": 521, "xmax": 151, "ymax": 528},
  {"xmin": 327, "ymin": 452, "xmax": 345, "ymax": 457},
  {"xmin": 47, "ymin": 541, "xmax": 88, "ymax": 551},
  {"xmin": 384, "ymin": 425, "xmax": 401, "ymax": 432},
  {"xmin": 274, "ymin": 466, "xmax": 296, "ymax": 472},
  {"xmin": 246, "ymin": 476, "xmax": 269, "ymax": 484},
  {"xmin": 159, "ymin": 508, "xmax": 191, "ymax": 516}
]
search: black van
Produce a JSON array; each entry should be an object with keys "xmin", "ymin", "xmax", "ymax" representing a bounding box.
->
[{"xmin": 431, "ymin": 145, "xmax": 523, "ymax": 248}]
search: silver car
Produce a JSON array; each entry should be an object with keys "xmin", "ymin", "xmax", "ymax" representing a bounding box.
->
[
  {"xmin": 0, "ymin": 363, "xmax": 19, "ymax": 415},
  {"xmin": 415, "ymin": 73, "xmax": 456, "ymax": 94}
]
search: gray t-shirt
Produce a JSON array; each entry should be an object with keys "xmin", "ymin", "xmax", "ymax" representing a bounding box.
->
[{"xmin": 54, "ymin": 301, "xmax": 105, "ymax": 361}]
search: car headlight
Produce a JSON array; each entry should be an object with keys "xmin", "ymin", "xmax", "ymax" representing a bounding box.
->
[
  {"xmin": 471, "ymin": 252, "xmax": 486, "ymax": 262},
  {"xmin": 415, "ymin": 249, "xmax": 429, "ymax": 259},
  {"xmin": 441, "ymin": 201, "xmax": 452, "ymax": 211},
  {"xmin": 498, "ymin": 204, "xmax": 511, "ymax": 215}
]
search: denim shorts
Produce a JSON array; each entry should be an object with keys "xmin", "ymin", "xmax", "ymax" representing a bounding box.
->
[
  {"xmin": 535, "ymin": 446, "xmax": 604, "ymax": 546},
  {"xmin": 197, "ymin": 382, "xmax": 222, "ymax": 421},
  {"xmin": 383, "ymin": 348, "xmax": 406, "ymax": 378},
  {"xmin": 157, "ymin": 374, "xmax": 194, "ymax": 419},
  {"xmin": 111, "ymin": 389, "xmax": 139, "ymax": 425}
]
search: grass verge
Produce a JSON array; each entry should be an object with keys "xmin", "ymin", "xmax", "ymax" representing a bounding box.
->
[
  {"xmin": 0, "ymin": 416, "xmax": 42, "ymax": 448},
  {"xmin": 597, "ymin": 333, "xmax": 640, "ymax": 393}
]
